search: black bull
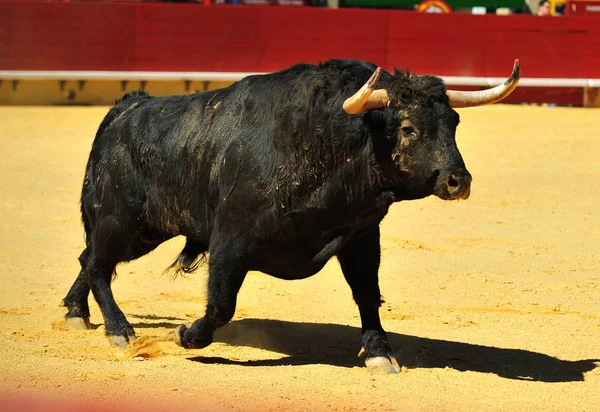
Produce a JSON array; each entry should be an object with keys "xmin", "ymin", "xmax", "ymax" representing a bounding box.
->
[{"xmin": 61, "ymin": 59, "xmax": 520, "ymax": 373}]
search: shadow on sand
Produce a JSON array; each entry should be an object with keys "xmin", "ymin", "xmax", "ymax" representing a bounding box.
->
[{"xmin": 184, "ymin": 318, "xmax": 598, "ymax": 382}]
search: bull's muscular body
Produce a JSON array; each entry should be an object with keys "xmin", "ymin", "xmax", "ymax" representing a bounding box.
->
[{"xmin": 62, "ymin": 59, "xmax": 519, "ymax": 373}]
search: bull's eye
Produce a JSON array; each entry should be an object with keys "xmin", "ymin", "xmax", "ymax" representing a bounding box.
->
[{"xmin": 401, "ymin": 126, "xmax": 416, "ymax": 138}]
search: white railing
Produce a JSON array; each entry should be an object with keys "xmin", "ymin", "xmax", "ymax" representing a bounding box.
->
[{"xmin": 1, "ymin": 70, "xmax": 599, "ymax": 88}]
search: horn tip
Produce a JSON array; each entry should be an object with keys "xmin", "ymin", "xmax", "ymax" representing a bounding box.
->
[
  {"xmin": 367, "ymin": 67, "xmax": 383, "ymax": 88},
  {"xmin": 511, "ymin": 59, "xmax": 521, "ymax": 81}
]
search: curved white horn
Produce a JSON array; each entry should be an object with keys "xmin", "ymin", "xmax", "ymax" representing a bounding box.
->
[{"xmin": 446, "ymin": 59, "xmax": 521, "ymax": 108}]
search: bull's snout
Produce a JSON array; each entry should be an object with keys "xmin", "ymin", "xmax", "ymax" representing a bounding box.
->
[{"xmin": 438, "ymin": 170, "xmax": 472, "ymax": 200}]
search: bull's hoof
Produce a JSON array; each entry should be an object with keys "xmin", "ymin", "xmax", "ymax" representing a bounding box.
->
[
  {"xmin": 107, "ymin": 333, "xmax": 135, "ymax": 349},
  {"xmin": 105, "ymin": 323, "xmax": 136, "ymax": 349},
  {"xmin": 65, "ymin": 316, "xmax": 92, "ymax": 330},
  {"xmin": 174, "ymin": 322, "xmax": 212, "ymax": 349},
  {"xmin": 365, "ymin": 356, "xmax": 401, "ymax": 374},
  {"xmin": 174, "ymin": 324, "xmax": 188, "ymax": 347}
]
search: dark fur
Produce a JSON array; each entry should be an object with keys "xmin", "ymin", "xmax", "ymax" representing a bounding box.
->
[{"xmin": 63, "ymin": 59, "xmax": 471, "ymax": 367}]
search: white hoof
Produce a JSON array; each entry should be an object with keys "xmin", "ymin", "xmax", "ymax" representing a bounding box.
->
[
  {"xmin": 365, "ymin": 356, "xmax": 401, "ymax": 374},
  {"xmin": 173, "ymin": 323, "xmax": 192, "ymax": 348},
  {"xmin": 107, "ymin": 334, "xmax": 132, "ymax": 349},
  {"xmin": 65, "ymin": 317, "xmax": 92, "ymax": 330}
]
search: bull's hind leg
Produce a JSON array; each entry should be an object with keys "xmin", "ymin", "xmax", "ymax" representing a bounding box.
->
[
  {"xmin": 84, "ymin": 254, "xmax": 134, "ymax": 348},
  {"xmin": 83, "ymin": 216, "xmax": 168, "ymax": 348},
  {"xmin": 338, "ymin": 227, "xmax": 400, "ymax": 374},
  {"xmin": 62, "ymin": 230, "xmax": 169, "ymax": 337},
  {"xmin": 60, "ymin": 249, "xmax": 92, "ymax": 330},
  {"xmin": 61, "ymin": 272, "xmax": 91, "ymax": 329},
  {"xmin": 174, "ymin": 247, "xmax": 247, "ymax": 349}
]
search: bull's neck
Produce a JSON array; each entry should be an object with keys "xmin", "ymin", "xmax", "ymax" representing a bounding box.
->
[{"xmin": 329, "ymin": 131, "xmax": 396, "ymax": 209}]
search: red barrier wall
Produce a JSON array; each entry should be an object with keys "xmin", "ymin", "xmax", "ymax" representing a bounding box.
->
[{"xmin": 1, "ymin": 1, "xmax": 599, "ymax": 78}]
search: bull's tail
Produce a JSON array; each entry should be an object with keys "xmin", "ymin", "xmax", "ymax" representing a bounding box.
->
[{"xmin": 166, "ymin": 238, "xmax": 209, "ymax": 278}]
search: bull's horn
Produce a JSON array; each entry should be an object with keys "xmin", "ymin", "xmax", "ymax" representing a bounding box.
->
[
  {"xmin": 446, "ymin": 59, "xmax": 521, "ymax": 108},
  {"xmin": 343, "ymin": 67, "xmax": 391, "ymax": 114}
]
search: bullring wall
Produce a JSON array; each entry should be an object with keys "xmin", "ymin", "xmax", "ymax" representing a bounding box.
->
[{"xmin": 1, "ymin": 1, "xmax": 599, "ymax": 105}]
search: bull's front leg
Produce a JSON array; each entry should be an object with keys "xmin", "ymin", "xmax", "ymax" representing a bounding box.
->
[
  {"xmin": 174, "ymin": 248, "xmax": 247, "ymax": 349},
  {"xmin": 337, "ymin": 226, "xmax": 400, "ymax": 374}
]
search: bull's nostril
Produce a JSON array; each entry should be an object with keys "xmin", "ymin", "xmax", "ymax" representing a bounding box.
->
[
  {"xmin": 448, "ymin": 177, "xmax": 459, "ymax": 188},
  {"xmin": 442, "ymin": 172, "xmax": 471, "ymax": 199}
]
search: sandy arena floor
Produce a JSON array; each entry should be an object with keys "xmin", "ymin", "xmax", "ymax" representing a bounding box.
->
[{"xmin": 0, "ymin": 105, "xmax": 599, "ymax": 411}]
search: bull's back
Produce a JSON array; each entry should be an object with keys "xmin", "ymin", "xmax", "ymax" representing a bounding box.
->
[
  {"xmin": 82, "ymin": 60, "xmax": 377, "ymax": 242},
  {"xmin": 83, "ymin": 90, "xmax": 225, "ymax": 239}
]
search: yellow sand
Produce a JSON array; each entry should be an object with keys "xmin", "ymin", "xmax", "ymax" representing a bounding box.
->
[{"xmin": 0, "ymin": 105, "xmax": 599, "ymax": 411}]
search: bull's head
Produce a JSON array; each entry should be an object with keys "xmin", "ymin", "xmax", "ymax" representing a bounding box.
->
[{"xmin": 343, "ymin": 60, "xmax": 520, "ymax": 201}]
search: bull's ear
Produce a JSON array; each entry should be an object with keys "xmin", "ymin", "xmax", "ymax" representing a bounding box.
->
[
  {"xmin": 343, "ymin": 68, "xmax": 391, "ymax": 114},
  {"xmin": 446, "ymin": 59, "xmax": 520, "ymax": 108}
]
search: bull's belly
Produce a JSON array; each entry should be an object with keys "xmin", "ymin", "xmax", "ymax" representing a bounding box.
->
[
  {"xmin": 228, "ymin": 195, "xmax": 391, "ymax": 280},
  {"xmin": 253, "ymin": 259, "xmax": 330, "ymax": 280},
  {"xmin": 250, "ymin": 239, "xmax": 343, "ymax": 280}
]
